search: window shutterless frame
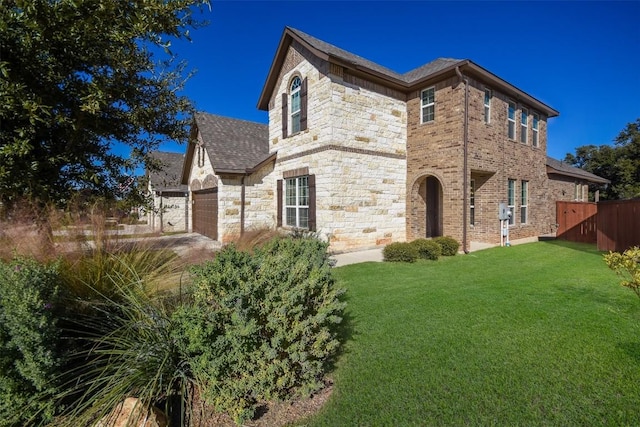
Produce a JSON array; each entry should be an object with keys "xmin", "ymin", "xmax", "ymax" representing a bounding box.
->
[
  {"xmin": 520, "ymin": 108, "xmax": 528, "ymax": 144},
  {"xmin": 508, "ymin": 101, "xmax": 516, "ymax": 140},
  {"xmin": 507, "ymin": 179, "xmax": 516, "ymax": 226},
  {"xmin": 421, "ymin": 87, "xmax": 435, "ymax": 123},
  {"xmin": 521, "ymin": 180, "xmax": 528, "ymax": 224},
  {"xmin": 532, "ymin": 113, "xmax": 539, "ymax": 147},
  {"xmin": 484, "ymin": 89, "xmax": 491, "ymax": 124}
]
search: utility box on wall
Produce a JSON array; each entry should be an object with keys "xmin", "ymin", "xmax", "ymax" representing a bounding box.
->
[{"xmin": 498, "ymin": 203, "xmax": 510, "ymax": 221}]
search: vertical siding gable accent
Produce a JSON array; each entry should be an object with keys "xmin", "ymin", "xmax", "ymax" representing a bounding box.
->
[
  {"xmin": 300, "ymin": 77, "xmax": 308, "ymax": 131},
  {"xmin": 281, "ymin": 93, "xmax": 288, "ymax": 138},
  {"xmin": 277, "ymin": 179, "xmax": 283, "ymax": 227},
  {"xmin": 308, "ymin": 174, "xmax": 316, "ymax": 231}
]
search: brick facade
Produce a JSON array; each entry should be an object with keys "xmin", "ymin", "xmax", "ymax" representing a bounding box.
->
[{"xmin": 406, "ymin": 74, "xmax": 554, "ymax": 245}]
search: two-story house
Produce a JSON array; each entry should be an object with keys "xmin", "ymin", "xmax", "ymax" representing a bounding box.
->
[{"xmin": 182, "ymin": 27, "xmax": 607, "ymax": 251}]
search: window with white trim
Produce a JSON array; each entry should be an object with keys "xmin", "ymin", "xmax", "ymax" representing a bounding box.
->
[
  {"xmin": 421, "ymin": 87, "xmax": 435, "ymax": 123},
  {"xmin": 285, "ymin": 175, "xmax": 309, "ymax": 228},
  {"xmin": 521, "ymin": 180, "xmax": 528, "ymax": 224},
  {"xmin": 484, "ymin": 89, "xmax": 491, "ymax": 124},
  {"xmin": 470, "ymin": 179, "xmax": 476, "ymax": 226},
  {"xmin": 532, "ymin": 113, "xmax": 539, "ymax": 147},
  {"xmin": 520, "ymin": 108, "xmax": 528, "ymax": 144},
  {"xmin": 508, "ymin": 101, "xmax": 516, "ymax": 140},
  {"xmin": 507, "ymin": 179, "xmax": 516, "ymax": 226},
  {"xmin": 290, "ymin": 76, "xmax": 302, "ymax": 134}
]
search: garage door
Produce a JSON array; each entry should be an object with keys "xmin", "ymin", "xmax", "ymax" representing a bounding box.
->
[{"xmin": 192, "ymin": 188, "xmax": 218, "ymax": 240}]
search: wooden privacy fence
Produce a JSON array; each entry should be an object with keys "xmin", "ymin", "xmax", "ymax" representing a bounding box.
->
[
  {"xmin": 597, "ymin": 199, "xmax": 640, "ymax": 252},
  {"xmin": 556, "ymin": 201, "xmax": 598, "ymax": 244},
  {"xmin": 556, "ymin": 200, "xmax": 640, "ymax": 251}
]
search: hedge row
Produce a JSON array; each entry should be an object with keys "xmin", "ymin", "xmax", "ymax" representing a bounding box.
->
[{"xmin": 383, "ymin": 236, "xmax": 461, "ymax": 262}]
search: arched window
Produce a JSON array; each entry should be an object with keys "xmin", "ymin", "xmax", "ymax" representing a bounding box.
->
[
  {"xmin": 290, "ymin": 76, "xmax": 302, "ymax": 134},
  {"xmin": 281, "ymin": 75, "xmax": 307, "ymax": 138}
]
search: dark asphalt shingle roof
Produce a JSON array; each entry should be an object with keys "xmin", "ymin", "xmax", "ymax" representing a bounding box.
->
[
  {"xmin": 195, "ymin": 113, "xmax": 270, "ymax": 173},
  {"xmin": 288, "ymin": 27, "xmax": 464, "ymax": 84},
  {"xmin": 546, "ymin": 156, "xmax": 610, "ymax": 184},
  {"xmin": 148, "ymin": 151, "xmax": 188, "ymax": 192}
]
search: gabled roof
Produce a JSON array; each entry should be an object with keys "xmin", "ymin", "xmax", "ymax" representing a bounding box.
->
[
  {"xmin": 257, "ymin": 27, "xmax": 559, "ymax": 118},
  {"xmin": 546, "ymin": 156, "xmax": 610, "ymax": 184},
  {"xmin": 182, "ymin": 113, "xmax": 272, "ymax": 182},
  {"xmin": 147, "ymin": 151, "xmax": 188, "ymax": 193}
]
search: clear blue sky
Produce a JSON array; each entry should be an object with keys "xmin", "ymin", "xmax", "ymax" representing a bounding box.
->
[{"xmin": 161, "ymin": 0, "xmax": 640, "ymax": 161}]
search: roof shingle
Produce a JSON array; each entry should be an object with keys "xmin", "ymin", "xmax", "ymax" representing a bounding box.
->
[
  {"xmin": 148, "ymin": 151, "xmax": 188, "ymax": 192},
  {"xmin": 546, "ymin": 156, "xmax": 610, "ymax": 184},
  {"xmin": 194, "ymin": 113, "xmax": 270, "ymax": 173}
]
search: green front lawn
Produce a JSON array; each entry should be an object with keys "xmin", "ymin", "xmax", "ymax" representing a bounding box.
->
[{"xmin": 307, "ymin": 241, "xmax": 640, "ymax": 426}]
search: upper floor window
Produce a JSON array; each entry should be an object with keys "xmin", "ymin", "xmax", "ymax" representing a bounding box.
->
[
  {"xmin": 532, "ymin": 113, "xmax": 539, "ymax": 147},
  {"xmin": 520, "ymin": 108, "xmax": 528, "ymax": 144},
  {"xmin": 484, "ymin": 89, "xmax": 491, "ymax": 124},
  {"xmin": 507, "ymin": 179, "xmax": 516, "ymax": 226},
  {"xmin": 521, "ymin": 180, "xmax": 528, "ymax": 224},
  {"xmin": 281, "ymin": 76, "xmax": 308, "ymax": 138},
  {"xmin": 421, "ymin": 87, "xmax": 435, "ymax": 123},
  {"xmin": 508, "ymin": 101, "xmax": 516, "ymax": 140},
  {"xmin": 290, "ymin": 76, "xmax": 302, "ymax": 134}
]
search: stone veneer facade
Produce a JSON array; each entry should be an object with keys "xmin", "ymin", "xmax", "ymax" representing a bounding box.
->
[
  {"xmin": 263, "ymin": 41, "xmax": 407, "ymax": 252},
  {"xmin": 148, "ymin": 190, "xmax": 188, "ymax": 233},
  {"xmin": 186, "ymin": 133, "xmax": 274, "ymax": 243}
]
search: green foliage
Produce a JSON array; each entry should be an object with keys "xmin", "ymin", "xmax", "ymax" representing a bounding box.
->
[
  {"xmin": 0, "ymin": 0, "xmax": 210, "ymax": 208},
  {"xmin": 181, "ymin": 237, "xmax": 346, "ymax": 423},
  {"xmin": 55, "ymin": 273, "xmax": 192, "ymax": 427},
  {"xmin": 410, "ymin": 239, "xmax": 441, "ymax": 260},
  {"xmin": 434, "ymin": 236, "xmax": 460, "ymax": 256},
  {"xmin": 0, "ymin": 258, "xmax": 63, "ymax": 426},
  {"xmin": 565, "ymin": 118, "xmax": 640, "ymax": 200},
  {"xmin": 604, "ymin": 246, "xmax": 640, "ymax": 298},
  {"xmin": 383, "ymin": 242, "xmax": 419, "ymax": 263}
]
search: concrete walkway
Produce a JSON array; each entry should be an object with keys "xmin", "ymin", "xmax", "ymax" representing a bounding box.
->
[{"xmin": 126, "ymin": 232, "xmax": 551, "ymax": 267}]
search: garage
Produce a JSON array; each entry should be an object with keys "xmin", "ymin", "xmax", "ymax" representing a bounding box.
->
[{"xmin": 192, "ymin": 188, "xmax": 218, "ymax": 240}]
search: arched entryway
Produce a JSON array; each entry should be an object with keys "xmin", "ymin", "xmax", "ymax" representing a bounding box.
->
[{"xmin": 410, "ymin": 175, "xmax": 444, "ymax": 239}]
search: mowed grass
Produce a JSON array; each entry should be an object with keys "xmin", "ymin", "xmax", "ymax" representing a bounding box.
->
[{"xmin": 306, "ymin": 241, "xmax": 640, "ymax": 426}]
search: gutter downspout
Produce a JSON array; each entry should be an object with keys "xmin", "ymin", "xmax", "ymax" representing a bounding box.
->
[{"xmin": 455, "ymin": 66, "xmax": 470, "ymax": 254}]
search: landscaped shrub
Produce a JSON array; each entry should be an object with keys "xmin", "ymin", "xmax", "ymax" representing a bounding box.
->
[
  {"xmin": 434, "ymin": 236, "xmax": 460, "ymax": 256},
  {"xmin": 604, "ymin": 246, "xmax": 640, "ymax": 298},
  {"xmin": 54, "ymin": 273, "xmax": 193, "ymax": 427},
  {"xmin": 410, "ymin": 239, "xmax": 441, "ymax": 260},
  {"xmin": 0, "ymin": 258, "xmax": 64, "ymax": 426},
  {"xmin": 179, "ymin": 237, "xmax": 346, "ymax": 423},
  {"xmin": 383, "ymin": 242, "xmax": 419, "ymax": 262}
]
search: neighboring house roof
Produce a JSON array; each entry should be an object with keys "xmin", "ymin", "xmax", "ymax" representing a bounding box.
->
[
  {"xmin": 257, "ymin": 27, "xmax": 559, "ymax": 118},
  {"xmin": 182, "ymin": 113, "xmax": 272, "ymax": 181},
  {"xmin": 147, "ymin": 151, "xmax": 188, "ymax": 193},
  {"xmin": 546, "ymin": 156, "xmax": 610, "ymax": 184}
]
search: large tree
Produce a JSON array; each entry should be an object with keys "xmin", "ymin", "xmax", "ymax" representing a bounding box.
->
[
  {"xmin": 565, "ymin": 118, "xmax": 640, "ymax": 200},
  {"xmin": 0, "ymin": 0, "xmax": 209, "ymax": 209}
]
